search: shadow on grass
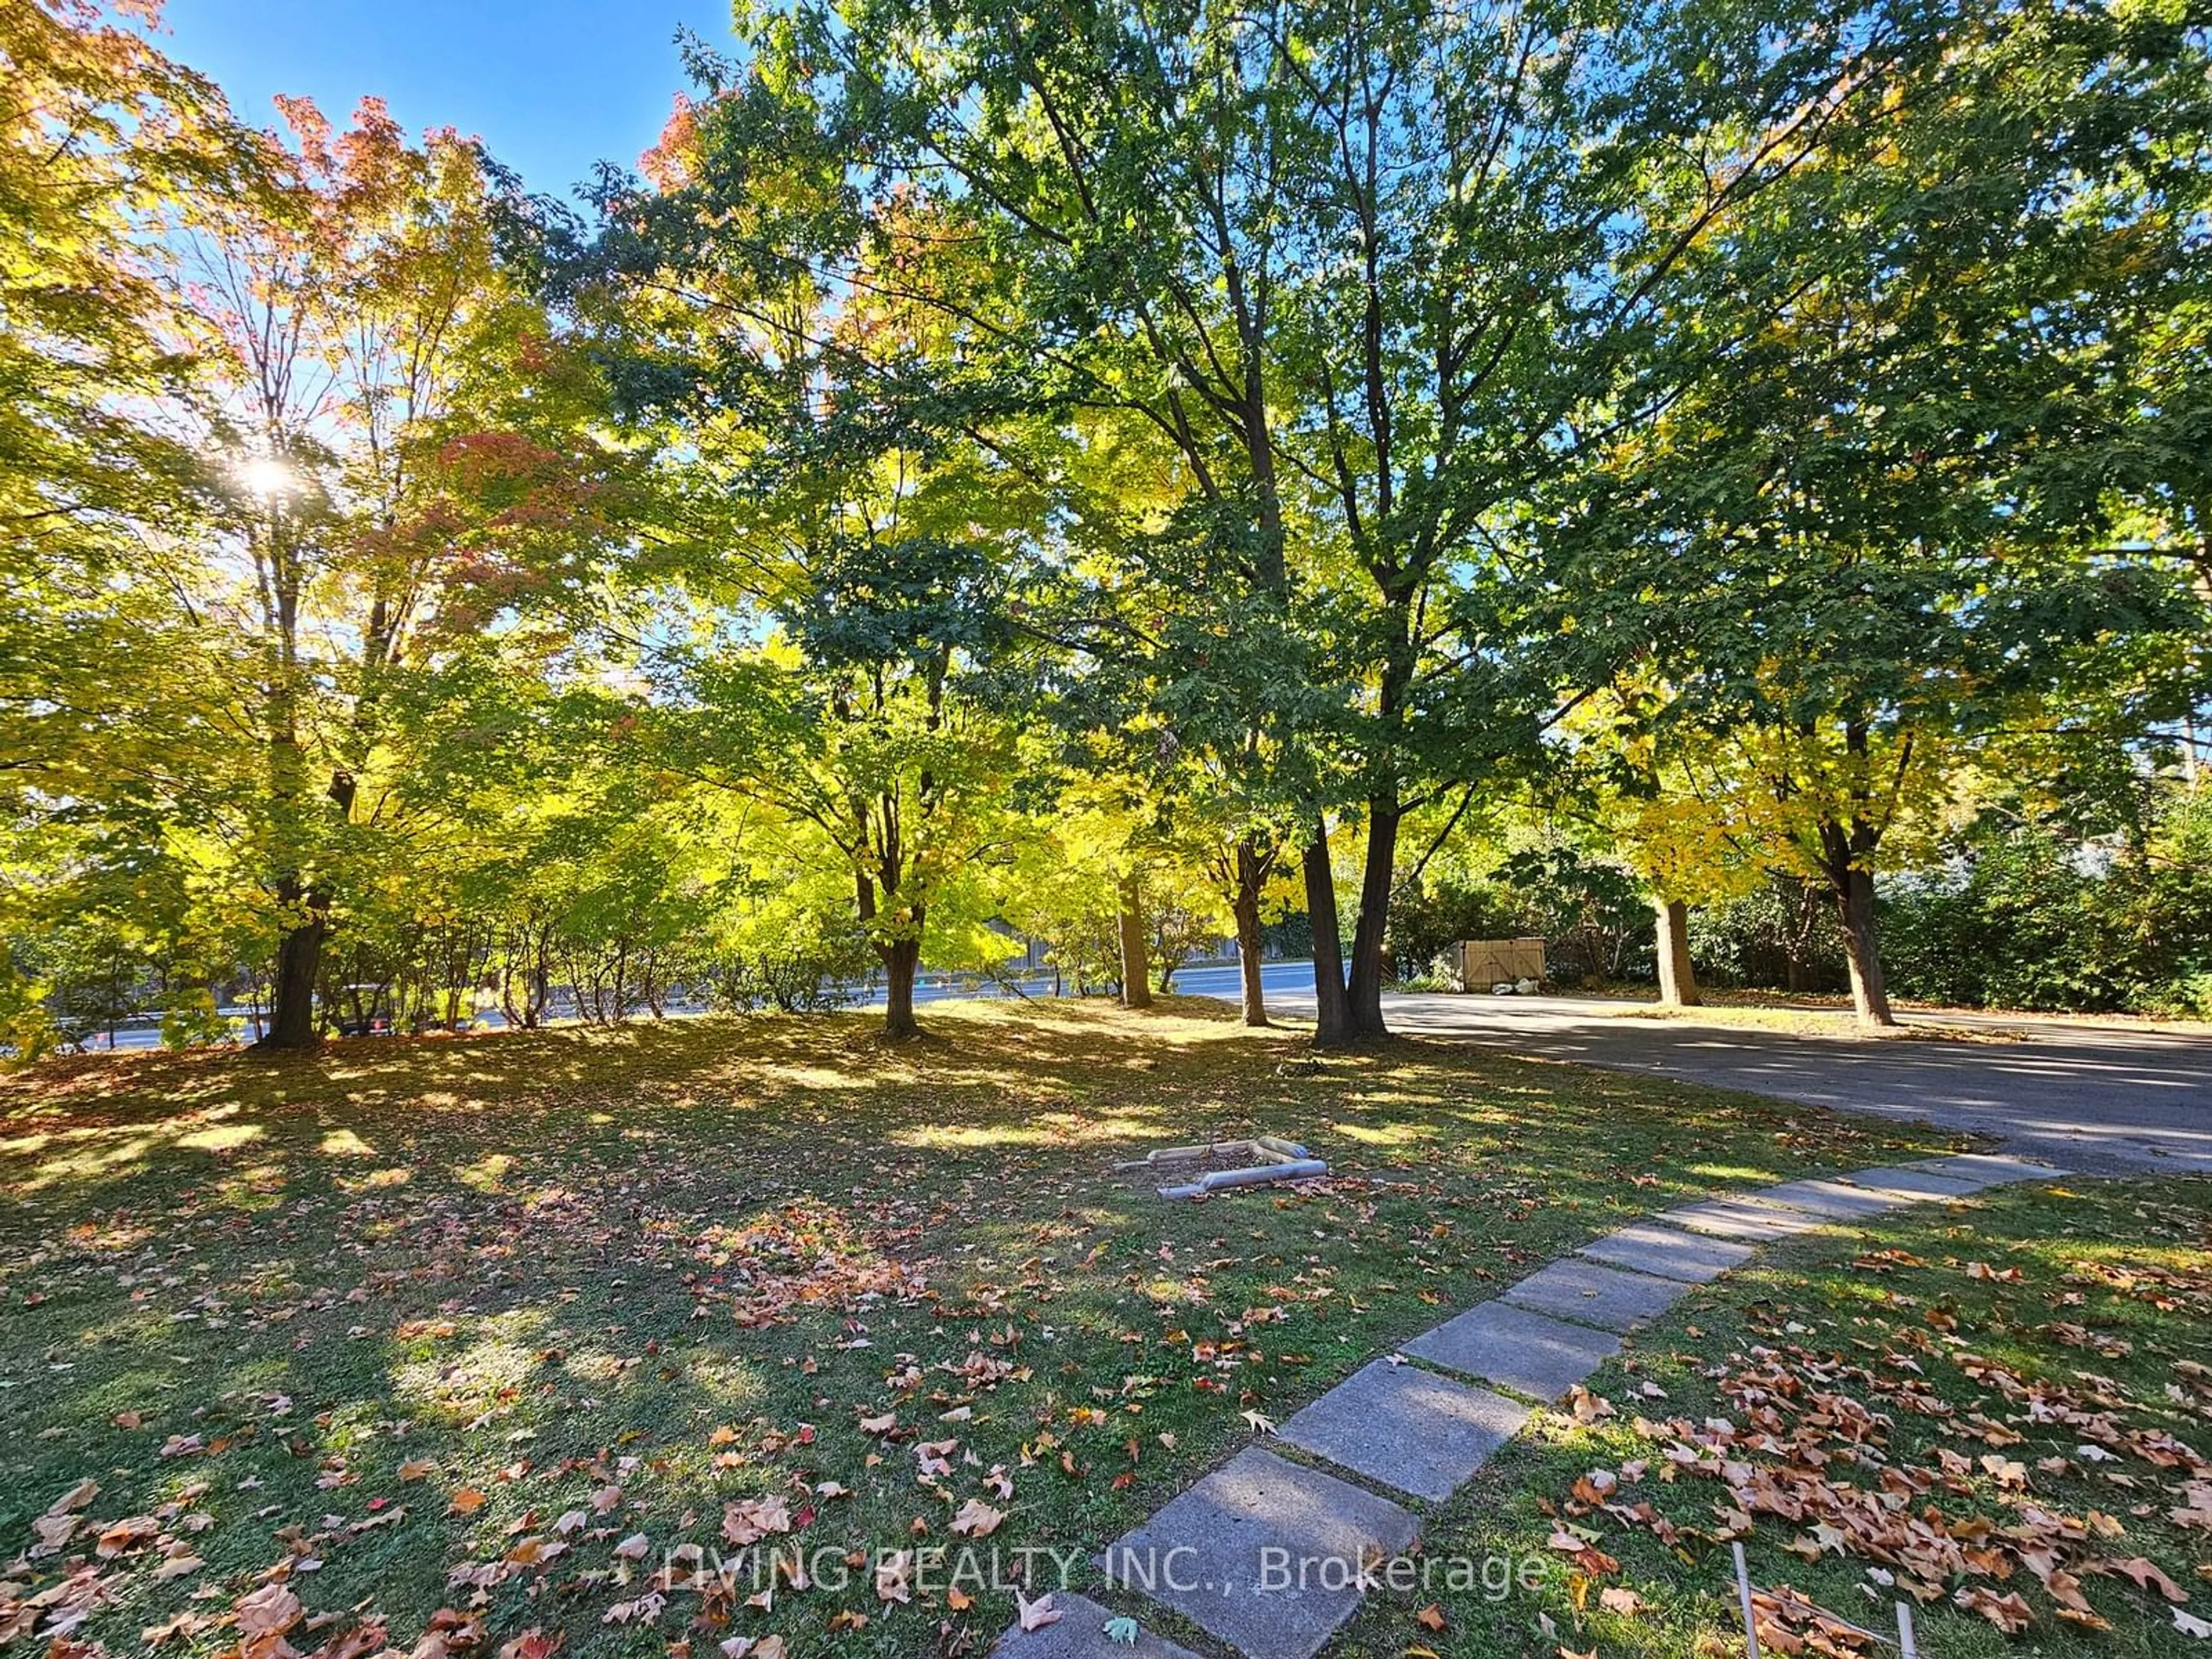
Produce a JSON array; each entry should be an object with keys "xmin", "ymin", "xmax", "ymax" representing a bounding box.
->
[{"xmin": 0, "ymin": 996, "xmax": 1972, "ymax": 1658}]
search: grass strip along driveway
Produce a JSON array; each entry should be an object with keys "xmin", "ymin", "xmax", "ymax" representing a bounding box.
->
[
  {"xmin": 0, "ymin": 998, "xmax": 1950, "ymax": 1658},
  {"xmin": 1325, "ymin": 1173, "xmax": 2211, "ymax": 1659}
]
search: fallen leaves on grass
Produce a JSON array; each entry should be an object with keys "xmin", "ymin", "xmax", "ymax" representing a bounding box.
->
[
  {"xmin": 1955, "ymin": 1585, "xmax": 2033, "ymax": 1633},
  {"xmin": 1751, "ymin": 1584, "xmax": 1883, "ymax": 1654},
  {"xmin": 721, "ymin": 1496, "xmax": 793, "ymax": 1546},
  {"xmin": 949, "ymin": 1497, "xmax": 1006, "ymax": 1537},
  {"xmin": 0, "ymin": 1001, "xmax": 1961, "ymax": 1656},
  {"xmin": 2090, "ymin": 1555, "xmax": 2191, "ymax": 1602},
  {"xmin": 1551, "ymin": 1224, "xmax": 2210, "ymax": 1648},
  {"xmin": 1566, "ymin": 1385, "xmax": 1613, "ymax": 1424}
]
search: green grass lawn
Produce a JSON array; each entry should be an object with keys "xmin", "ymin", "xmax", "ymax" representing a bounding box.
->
[
  {"xmin": 1328, "ymin": 1175, "xmax": 2212, "ymax": 1659},
  {"xmin": 0, "ymin": 997, "xmax": 1955, "ymax": 1658}
]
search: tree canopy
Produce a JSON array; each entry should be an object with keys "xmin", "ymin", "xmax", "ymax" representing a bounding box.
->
[{"xmin": 3, "ymin": 0, "xmax": 2207, "ymax": 1049}]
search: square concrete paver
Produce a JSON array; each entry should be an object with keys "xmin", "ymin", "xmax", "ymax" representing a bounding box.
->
[
  {"xmin": 1100, "ymin": 1447, "xmax": 1418, "ymax": 1659},
  {"xmin": 1279, "ymin": 1359, "xmax": 1529, "ymax": 1502},
  {"xmin": 1660, "ymin": 1196, "xmax": 1832, "ymax": 1242},
  {"xmin": 1910, "ymin": 1154, "xmax": 2066, "ymax": 1187},
  {"xmin": 1658, "ymin": 1196, "xmax": 1831, "ymax": 1241},
  {"xmin": 1578, "ymin": 1222, "xmax": 1756, "ymax": 1283},
  {"xmin": 1403, "ymin": 1299, "xmax": 1621, "ymax": 1401},
  {"xmin": 1839, "ymin": 1165, "xmax": 1984, "ymax": 1201},
  {"xmin": 1750, "ymin": 1177, "xmax": 1910, "ymax": 1221},
  {"xmin": 990, "ymin": 1591, "xmax": 1205, "ymax": 1658},
  {"xmin": 1501, "ymin": 1257, "xmax": 1691, "ymax": 1334}
]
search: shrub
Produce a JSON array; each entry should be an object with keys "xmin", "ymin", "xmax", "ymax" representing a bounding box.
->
[
  {"xmin": 1388, "ymin": 879, "xmax": 1531, "ymax": 979},
  {"xmin": 1689, "ymin": 877, "xmax": 1847, "ymax": 993},
  {"xmin": 696, "ymin": 917, "xmax": 875, "ymax": 1014},
  {"xmin": 1878, "ymin": 786, "xmax": 2212, "ymax": 1016}
]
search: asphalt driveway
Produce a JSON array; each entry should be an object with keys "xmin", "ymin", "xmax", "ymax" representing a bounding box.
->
[{"xmin": 1253, "ymin": 986, "xmax": 2212, "ymax": 1175}]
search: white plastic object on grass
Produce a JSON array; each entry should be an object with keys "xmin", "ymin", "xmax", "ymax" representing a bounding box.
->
[{"xmin": 1157, "ymin": 1158, "xmax": 1328, "ymax": 1199}]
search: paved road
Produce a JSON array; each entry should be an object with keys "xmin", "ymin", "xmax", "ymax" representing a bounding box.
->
[{"xmin": 1233, "ymin": 979, "xmax": 2212, "ymax": 1176}]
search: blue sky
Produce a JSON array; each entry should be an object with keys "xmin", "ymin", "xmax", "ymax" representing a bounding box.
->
[{"xmin": 157, "ymin": 0, "xmax": 736, "ymax": 201}]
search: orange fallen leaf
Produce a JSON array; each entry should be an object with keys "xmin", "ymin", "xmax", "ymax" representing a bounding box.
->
[
  {"xmin": 96, "ymin": 1514, "xmax": 160, "ymax": 1556},
  {"xmin": 950, "ymin": 1498, "xmax": 1006, "ymax": 1538},
  {"xmin": 1955, "ymin": 1586, "xmax": 2032, "ymax": 1634},
  {"xmin": 2091, "ymin": 1556, "xmax": 2190, "ymax": 1603},
  {"xmin": 235, "ymin": 1582, "xmax": 303, "ymax": 1638}
]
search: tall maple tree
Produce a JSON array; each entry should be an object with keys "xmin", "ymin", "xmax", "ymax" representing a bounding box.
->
[
  {"xmin": 169, "ymin": 97, "xmax": 623, "ymax": 1046},
  {"xmin": 550, "ymin": 88, "xmax": 1053, "ymax": 1037}
]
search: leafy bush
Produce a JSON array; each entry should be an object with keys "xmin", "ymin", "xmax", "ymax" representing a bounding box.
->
[
  {"xmin": 1880, "ymin": 789, "xmax": 2212, "ymax": 1016},
  {"xmin": 1391, "ymin": 852, "xmax": 1657, "ymax": 985},
  {"xmin": 1496, "ymin": 848, "xmax": 1653, "ymax": 983},
  {"xmin": 1689, "ymin": 877, "xmax": 1847, "ymax": 993},
  {"xmin": 696, "ymin": 914, "xmax": 876, "ymax": 1013},
  {"xmin": 1392, "ymin": 951, "xmax": 1467, "ymax": 993},
  {"xmin": 1388, "ymin": 878, "xmax": 1533, "ymax": 980},
  {"xmin": 1878, "ymin": 832, "xmax": 2100, "ymax": 1009},
  {"xmin": 160, "ymin": 990, "xmax": 236, "ymax": 1050}
]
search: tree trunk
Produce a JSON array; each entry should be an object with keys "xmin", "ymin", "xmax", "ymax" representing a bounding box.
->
[
  {"xmin": 1654, "ymin": 897, "xmax": 1700, "ymax": 1007},
  {"xmin": 1231, "ymin": 842, "xmax": 1268, "ymax": 1028},
  {"xmin": 1342, "ymin": 797, "xmax": 1400, "ymax": 1041},
  {"xmin": 1784, "ymin": 946, "xmax": 1813, "ymax": 994},
  {"xmin": 1118, "ymin": 874, "xmax": 1152, "ymax": 1010},
  {"xmin": 1832, "ymin": 868, "xmax": 1895, "ymax": 1027},
  {"xmin": 881, "ymin": 937, "xmax": 922, "ymax": 1040},
  {"xmin": 261, "ymin": 751, "xmax": 357, "ymax": 1048},
  {"xmin": 260, "ymin": 876, "xmax": 324, "ymax": 1050},
  {"xmin": 1776, "ymin": 876, "xmax": 1817, "ymax": 993},
  {"xmin": 1303, "ymin": 821, "xmax": 1351, "ymax": 1045}
]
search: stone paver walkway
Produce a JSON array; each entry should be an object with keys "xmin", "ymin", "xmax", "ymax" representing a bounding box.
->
[
  {"xmin": 1277, "ymin": 1360, "xmax": 1528, "ymax": 1503},
  {"xmin": 990, "ymin": 1154, "xmax": 2070, "ymax": 1658}
]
